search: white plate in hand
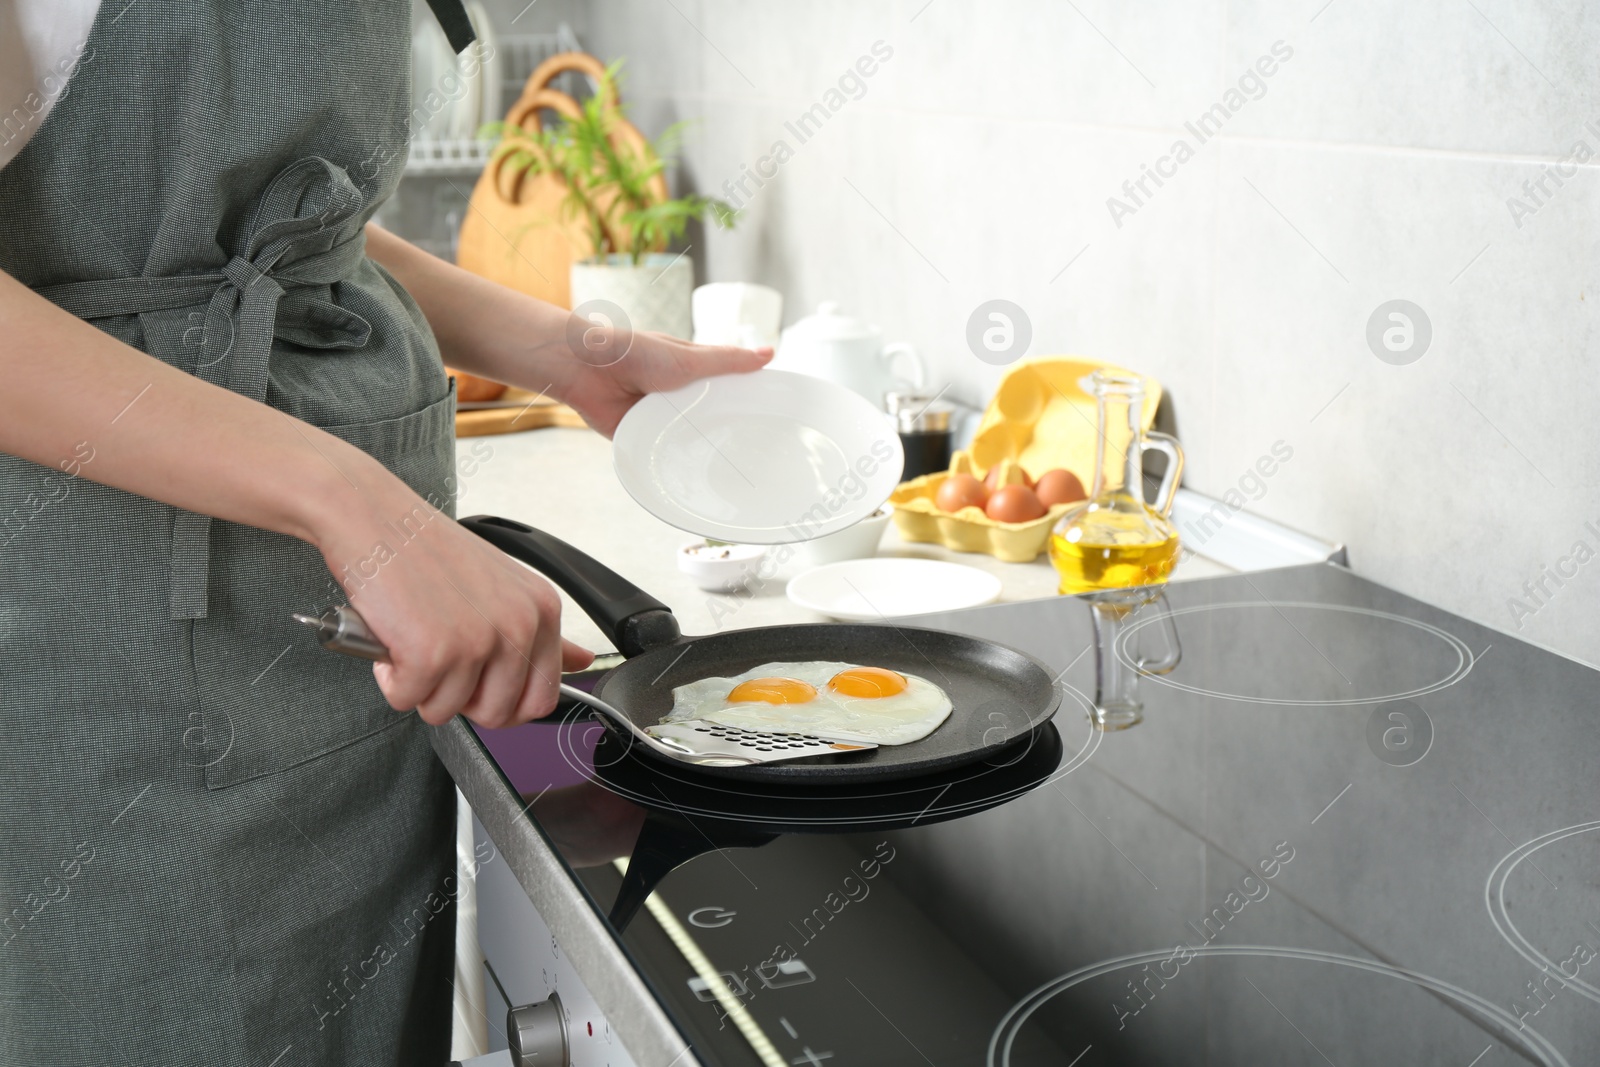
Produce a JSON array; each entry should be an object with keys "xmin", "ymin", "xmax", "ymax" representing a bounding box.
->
[
  {"xmin": 786, "ymin": 558, "xmax": 1003, "ymax": 622},
  {"xmin": 613, "ymin": 370, "xmax": 904, "ymax": 544}
]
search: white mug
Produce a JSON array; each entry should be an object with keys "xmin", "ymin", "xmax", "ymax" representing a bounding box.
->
[{"xmin": 691, "ymin": 283, "xmax": 783, "ymax": 348}]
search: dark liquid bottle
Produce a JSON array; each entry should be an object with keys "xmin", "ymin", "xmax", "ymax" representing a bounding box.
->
[{"xmin": 886, "ymin": 393, "xmax": 954, "ymax": 481}]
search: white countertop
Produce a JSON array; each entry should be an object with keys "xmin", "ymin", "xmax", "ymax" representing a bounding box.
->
[{"xmin": 455, "ymin": 428, "xmax": 1231, "ymax": 654}]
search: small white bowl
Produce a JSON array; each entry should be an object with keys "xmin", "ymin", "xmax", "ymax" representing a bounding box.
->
[
  {"xmin": 785, "ymin": 505, "xmax": 892, "ymax": 571},
  {"xmin": 677, "ymin": 541, "xmax": 768, "ymax": 593}
]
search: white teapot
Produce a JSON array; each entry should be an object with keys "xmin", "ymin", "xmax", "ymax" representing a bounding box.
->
[{"xmin": 772, "ymin": 302, "xmax": 926, "ymax": 407}]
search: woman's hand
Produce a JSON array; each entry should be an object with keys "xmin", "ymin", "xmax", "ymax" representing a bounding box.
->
[
  {"xmin": 311, "ymin": 461, "xmax": 594, "ymax": 729},
  {"xmin": 560, "ymin": 327, "xmax": 773, "ymax": 437},
  {"xmin": 362, "ymin": 227, "xmax": 773, "ymax": 436}
]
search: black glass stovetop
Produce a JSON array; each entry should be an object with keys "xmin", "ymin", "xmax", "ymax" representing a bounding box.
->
[{"xmin": 473, "ymin": 562, "xmax": 1600, "ymax": 1066}]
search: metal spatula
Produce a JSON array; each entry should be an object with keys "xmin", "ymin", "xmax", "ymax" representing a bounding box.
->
[
  {"xmin": 292, "ymin": 606, "xmax": 877, "ymax": 768},
  {"xmin": 568, "ymin": 686, "xmax": 877, "ymax": 767}
]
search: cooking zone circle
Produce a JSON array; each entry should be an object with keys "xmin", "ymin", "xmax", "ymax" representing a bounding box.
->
[
  {"xmin": 553, "ymin": 682, "xmax": 1103, "ymax": 828},
  {"xmin": 1116, "ymin": 602, "xmax": 1475, "ymax": 706},
  {"xmin": 987, "ymin": 945, "xmax": 1567, "ymax": 1067},
  {"xmin": 1486, "ymin": 820, "xmax": 1600, "ymax": 1007}
]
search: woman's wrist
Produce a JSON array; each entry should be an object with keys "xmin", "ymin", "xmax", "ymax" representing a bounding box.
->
[
  {"xmin": 288, "ymin": 431, "xmax": 422, "ymax": 565},
  {"xmin": 463, "ymin": 292, "xmax": 582, "ymax": 397},
  {"xmin": 366, "ymin": 223, "xmax": 582, "ymax": 397}
]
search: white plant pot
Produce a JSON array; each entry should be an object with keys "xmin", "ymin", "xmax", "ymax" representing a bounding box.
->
[{"xmin": 569, "ymin": 253, "xmax": 693, "ymax": 339}]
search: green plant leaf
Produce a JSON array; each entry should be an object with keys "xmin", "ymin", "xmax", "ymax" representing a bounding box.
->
[{"xmin": 473, "ymin": 58, "xmax": 738, "ymax": 259}]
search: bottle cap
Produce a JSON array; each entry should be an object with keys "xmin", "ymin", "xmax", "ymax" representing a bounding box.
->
[{"xmin": 885, "ymin": 393, "xmax": 953, "ymax": 433}]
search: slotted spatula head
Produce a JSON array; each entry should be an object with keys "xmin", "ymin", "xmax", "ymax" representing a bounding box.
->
[{"xmin": 646, "ymin": 721, "xmax": 876, "ymax": 765}]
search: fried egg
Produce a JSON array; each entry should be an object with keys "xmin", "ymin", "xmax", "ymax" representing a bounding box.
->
[{"xmin": 664, "ymin": 661, "xmax": 953, "ymax": 745}]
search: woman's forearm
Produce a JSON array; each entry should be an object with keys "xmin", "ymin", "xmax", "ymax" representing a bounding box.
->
[
  {"xmin": 365, "ymin": 222, "xmax": 582, "ymax": 396},
  {"xmin": 0, "ymin": 269, "xmax": 402, "ymax": 551},
  {"xmin": 366, "ymin": 222, "xmax": 771, "ymax": 438},
  {"xmin": 366, "ymin": 220, "xmax": 566, "ymax": 383}
]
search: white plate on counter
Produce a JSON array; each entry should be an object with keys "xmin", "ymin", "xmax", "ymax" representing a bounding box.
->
[
  {"xmin": 786, "ymin": 558, "xmax": 1003, "ymax": 622},
  {"xmin": 613, "ymin": 370, "xmax": 904, "ymax": 544}
]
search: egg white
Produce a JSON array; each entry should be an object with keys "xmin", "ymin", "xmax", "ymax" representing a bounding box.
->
[{"xmin": 663, "ymin": 661, "xmax": 953, "ymax": 745}]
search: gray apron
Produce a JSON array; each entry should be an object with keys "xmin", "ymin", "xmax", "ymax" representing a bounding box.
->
[{"xmin": 0, "ymin": 2, "xmax": 475, "ymax": 1063}]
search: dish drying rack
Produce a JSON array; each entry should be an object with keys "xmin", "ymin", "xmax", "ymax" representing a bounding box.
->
[{"xmin": 404, "ymin": 24, "xmax": 583, "ymax": 177}]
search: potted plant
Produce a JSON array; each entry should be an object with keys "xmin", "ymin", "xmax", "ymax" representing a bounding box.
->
[{"xmin": 482, "ymin": 62, "xmax": 735, "ymax": 339}]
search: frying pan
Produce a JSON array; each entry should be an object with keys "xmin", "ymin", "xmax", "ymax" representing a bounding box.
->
[{"xmin": 461, "ymin": 515, "xmax": 1063, "ymax": 783}]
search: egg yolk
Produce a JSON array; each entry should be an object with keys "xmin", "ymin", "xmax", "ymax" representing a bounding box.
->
[
  {"xmin": 727, "ymin": 677, "xmax": 817, "ymax": 704},
  {"xmin": 827, "ymin": 667, "xmax": 908, "ymax": 699}
]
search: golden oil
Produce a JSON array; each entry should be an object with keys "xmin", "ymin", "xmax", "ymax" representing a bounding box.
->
[
  {"xmin": 1049, "ymin": 501, "xmax": 1181, "ymax": 596},
  {"xmin": 1047, "ymin": 369, "xmax": 1186, "ymax": 597}
]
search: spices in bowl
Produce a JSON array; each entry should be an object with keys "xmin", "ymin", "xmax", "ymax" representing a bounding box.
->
[{"xmin": 677, "ymin": 541, "xmax": 768, "ymax": 593}]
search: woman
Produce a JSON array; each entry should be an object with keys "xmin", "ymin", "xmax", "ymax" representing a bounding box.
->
[{"xmin": 0, "ymin": 2, "xmax": 767, "ymax": 1063}]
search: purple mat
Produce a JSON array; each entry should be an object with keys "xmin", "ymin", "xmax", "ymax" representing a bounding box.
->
[{"xmin": 470, "ymin": 719, "xmax": 599, "ymax": 795}]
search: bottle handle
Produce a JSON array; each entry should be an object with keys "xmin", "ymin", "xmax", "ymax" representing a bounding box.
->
[
  {"xmin": 1139, "ymin": 432, "xmax": 1184, "ymax": 517},
  {"xmin": 1086, "ymin": 588, "xmax": 1182, "ymax": 730},
  {"xmin": 1130, "ymin": 590, "xmax": 1182, "ymax": 676}
]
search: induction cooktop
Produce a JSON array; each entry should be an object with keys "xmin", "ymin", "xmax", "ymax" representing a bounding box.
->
[{"xmin": 466, "ymin": 562, "xmax": 1600, "ymax": 1066}]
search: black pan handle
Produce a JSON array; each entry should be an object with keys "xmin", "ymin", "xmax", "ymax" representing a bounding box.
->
[{"xmin": 460, "ymin": 515, "xmax": 683, "ymax": 658}]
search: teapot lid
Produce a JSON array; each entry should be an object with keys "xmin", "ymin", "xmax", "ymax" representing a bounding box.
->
[{"xmin": 783, "ymin": 301, "xmax": 879, "ymax": 343}]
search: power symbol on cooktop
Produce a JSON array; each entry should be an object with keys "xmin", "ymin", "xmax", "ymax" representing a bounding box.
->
[{"xmin": 688, "ymin": 906, "xmax": 737, "ymax": 928}]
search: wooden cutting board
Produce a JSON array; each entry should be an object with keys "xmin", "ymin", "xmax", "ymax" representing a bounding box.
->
[{"xmin": 455, "ymin": 389, "xmax": 589, "ymax": 437}]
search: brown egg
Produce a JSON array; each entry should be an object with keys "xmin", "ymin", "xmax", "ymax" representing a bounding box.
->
[
  {"xmin": 1034, "ymin": 468, "xmax": 1087, "ymax": 507},
  {"xmin": 935, "ymin": 473, "xmax": 989, "ymax": 513},
  {"xmin": 983, "ymin": 464, "xmax": 1033, "ymax": 493},
  {"xmin": 985, "ymin": 485, "xmax": 1047, "ymax": 523}
]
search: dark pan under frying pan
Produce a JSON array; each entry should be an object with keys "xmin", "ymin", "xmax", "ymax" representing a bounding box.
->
[{"xmin": 461, "ymin": 516, "xmax": 1063, "ymax": 783}]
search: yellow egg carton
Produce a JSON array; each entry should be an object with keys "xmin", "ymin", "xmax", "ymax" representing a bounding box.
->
[
  {"xmin": 889, "ymin": 454, "xmax": 1067, "ymax": 561},
  {"xmin": 888, "ymin": 356, "xmax": 1162, "ymax": 562}
]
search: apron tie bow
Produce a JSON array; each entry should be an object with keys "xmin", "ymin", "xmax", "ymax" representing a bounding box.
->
[
  {"xmin": 35, "ymin": 156, "xmax": 374, "ymax": 619},
  {"xmin": 220, "ymin": 254, "xmax": 277, "ymax": 296}
]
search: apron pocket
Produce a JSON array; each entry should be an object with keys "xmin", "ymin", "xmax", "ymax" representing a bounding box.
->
[
  {"xmin": 323, "ymin": 379, "xmax": 459, "ymax": 506},
  {"xmin": 195, "ymin": 385, "xmax": 457, "ymax": 790}
]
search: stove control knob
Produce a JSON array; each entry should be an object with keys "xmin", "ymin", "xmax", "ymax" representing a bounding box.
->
[{"xmin": 507, "ymin": 990, "xmax": 569, "ymax": 1067}]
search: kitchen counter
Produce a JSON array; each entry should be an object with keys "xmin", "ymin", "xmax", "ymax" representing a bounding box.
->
[
  {"xmin": 454, "ymin": 427, "xmax": 1233, "ymax": 652},
  {"xmin": 441, "ymin": 542, "xmax": 1600, "ymax": 1067}
]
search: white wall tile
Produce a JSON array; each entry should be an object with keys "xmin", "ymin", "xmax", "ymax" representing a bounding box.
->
[
  {"xmin": 573, "ymin": 0, "xmax": 1600, "ymax": 667},
  {"xmin": 1225, "ymin": 0, "xmax": 1600, "ymax": 156},
  {"xmin": 694, "ymin": 0, "xmax": 901, "ymax": 102},
  {"xmin": 885, "ymin": 0, "xmax": 1226, "ymax": 129},
  {"xmin": 1212, "ymin": 139, "xmax": 1600, "ymax": 662},
  {"xmin": 575, "ymin": 0, "xmax": 704, "ymax": 98},
  {"xmin": 677, "ymin": 104, "xmax": 1221, "ymax": 471}
]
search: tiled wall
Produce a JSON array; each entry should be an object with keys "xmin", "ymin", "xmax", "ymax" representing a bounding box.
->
[{"xmin": 541, "ymin": 0, "xmax": 1598, "ymax": 667}]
